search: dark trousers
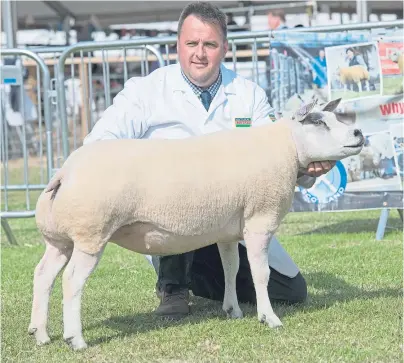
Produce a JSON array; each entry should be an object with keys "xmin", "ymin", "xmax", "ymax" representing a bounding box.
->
[
  {"xmin": 156, "ymin": 244, "xmax": 307, "ymax": 305},
  {"xmin": 155, "ymin": 251, "xmax": 195, "ymax": 292}
]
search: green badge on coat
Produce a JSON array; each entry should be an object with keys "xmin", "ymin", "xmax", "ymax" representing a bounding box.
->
[{"xmin": 234, "ymin": 118, "xmax": 252, "ymax": 127}]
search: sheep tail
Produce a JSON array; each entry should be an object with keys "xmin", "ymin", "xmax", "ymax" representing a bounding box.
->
[{"xmin": 45, "ymin": 169, "xmax": 63, "ymax": 200}]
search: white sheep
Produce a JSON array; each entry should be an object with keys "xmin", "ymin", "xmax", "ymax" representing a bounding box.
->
[
  {"xmin": 336, "ymin": 65, "xmax": 370, "ymax": 93},
  {"xmin": 388, "ymin": 49, "xmax": 404, "ymax": 93},
  {"xmin": 28, "ymin": 98, "xmax": 364, "ymax": 350},
  {"xmin": 360, "ymin": 143, "xmax": 382, "ymax": 179},
  {"xmin": 389, "ymin": 49, "xmax": 404, "ymax": 75}
]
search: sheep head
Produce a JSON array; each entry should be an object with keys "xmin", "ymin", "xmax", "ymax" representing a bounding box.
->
[
  {"xmin": 288, "ymin": 97, "xmax": 365, "ymax": 168},
  {"xmin": 388, "ymin": 49, "xmax": 402, "ymax": 63}
]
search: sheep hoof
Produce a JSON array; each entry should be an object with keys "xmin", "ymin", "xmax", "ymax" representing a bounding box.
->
[
  {"xmin": 259, "ymin": 313, "xmax": 283, "ymax": 329},
  {"xmin": 36, "ymin": 336, "xmax": 51, "ymax": 346},
  {"xmin": 35, "ymin": 332, "xmax": 51, "ymax": 346},
  {"xmin": 65, "ymin": 336, "xmax": 88, "ymax": 351},
  {"xmin": 28, "ymin": 326, "xmax": 51, "ymax": 345},
  {"xmin": 225, "ymin": 306, "xmax": 243, "ymax": 319}
]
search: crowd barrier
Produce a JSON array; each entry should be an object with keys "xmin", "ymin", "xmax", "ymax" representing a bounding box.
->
[
  {"xmin": 1, "ymin": 20, "xmax": 403, "ymax": 245},
  {"xmin": 1, "ymin": 49, "xmax": 54, "ymax": 244}
]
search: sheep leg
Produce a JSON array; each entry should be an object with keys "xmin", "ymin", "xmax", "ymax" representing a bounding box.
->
[
  {"xmin": 28, "ymin": 241, "xmax": 73, "ymax": 346},
  {"xmin": 62, "ymin": 246, "xmax": 105, "ymax": 350},
  {"xmin": 358, "ymin": 81, "xmax": 362, "ymax": 93},
  {"xmin": 217, "ymin": 242, "xmax": 243, "ymax": 319},
  {"xmin": 244, "ymin": 231, "xmax": 283, "ymax": 328}
]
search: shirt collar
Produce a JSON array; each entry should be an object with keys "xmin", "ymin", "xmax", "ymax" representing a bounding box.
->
[{"xmin": 181, "ymin": 69, "xmax": 222, "ymax": 100}]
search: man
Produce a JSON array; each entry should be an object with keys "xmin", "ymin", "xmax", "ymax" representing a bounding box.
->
[
  {"xmin": 84, "ymin": 2, "xmax": 333, "ymax": 318},
  {"xmin": 267, "ymin": 9, "xmax": 288, "ymax": 30},
  {"xmin": 345, "ymin": 47, "xmax": 375, "ymax": 92},
  {"xmin": 312, "ymin": 49, "xmax": 327, "ymax": 89}
]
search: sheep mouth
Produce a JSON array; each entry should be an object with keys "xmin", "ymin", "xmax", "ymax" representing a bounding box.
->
[
  {"xmin": 344, "ymin": 134, "xmax": 365, "ymax": 148},
  {"xmin": 344, "ymin": 140, "xmax": 365, "ymax": 148}
]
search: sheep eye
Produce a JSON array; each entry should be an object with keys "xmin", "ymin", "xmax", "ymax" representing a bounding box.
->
[{"xmin": 313, "ymin": 119, "xmax": 326, "ymax": 126}]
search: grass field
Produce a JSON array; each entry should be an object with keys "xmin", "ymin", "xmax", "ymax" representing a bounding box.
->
[
  {"xmin": 330, "ymin": 89, "xmax": 381, "ymax": 101},
  {"xmin": 382, "ymin": 76, "xmax": 404, "ymax": 96},
  {"xmin": 2, "ymin": 209, "xmax": 403, "ymax": 363}
]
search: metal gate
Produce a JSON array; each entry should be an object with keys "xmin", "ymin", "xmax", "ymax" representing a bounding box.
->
[{"xmin": 1, "ymin": 49, "xmax": 54, "ymax": 244}]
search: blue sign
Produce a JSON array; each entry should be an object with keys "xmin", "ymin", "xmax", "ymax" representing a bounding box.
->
[
  {"xmin": 298, "ymin": 161, "xmax": 347, "ymax": 204},
  {"xmin": 3, "ymin": 78, "xmax": 17, "ymax": 84}
]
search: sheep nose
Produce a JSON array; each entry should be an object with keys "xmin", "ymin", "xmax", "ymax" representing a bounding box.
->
[{"xmin": 354, "ymin": 129, "xmax": 362, "ymax": 137}]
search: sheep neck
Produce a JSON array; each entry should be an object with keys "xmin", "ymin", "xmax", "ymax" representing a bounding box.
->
[{"xmin": 281, "ymin": 119, "xmax": 314, "ymax": 169}]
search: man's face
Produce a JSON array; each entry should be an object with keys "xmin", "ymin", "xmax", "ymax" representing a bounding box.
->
[
  {"xmin": 347, "ymin": 50, "xmax": 354, "ymax": 59},
  {"xmin": 177, "ymin": 15, "xmax": 228, "ymax": 88},
  {"xmin": 268, "ymin": 13, "xmax": 280, "ymax": 30},
  {"xmin": 319, "ymin": 50, "xmax": 325, "ymax": 58}
]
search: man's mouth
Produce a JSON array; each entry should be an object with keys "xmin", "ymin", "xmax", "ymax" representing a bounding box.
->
[{"xmin": 192, "ymin": 62, "xmax": 208, "ymax": 67}]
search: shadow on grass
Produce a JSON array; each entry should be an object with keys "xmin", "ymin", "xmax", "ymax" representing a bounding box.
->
[
  {"xmin": 297, "ymin": 217, "xmax": 403, "ymax": 236},
  {"xmin": 84, "ymin": 271, "xmax": 402, "ymax": 347},
  {"xmin": 303, "ymin": 271, "xmax": 402, "ymax": 309}
]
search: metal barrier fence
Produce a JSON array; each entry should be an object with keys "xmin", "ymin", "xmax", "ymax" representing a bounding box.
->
[
  {"xmin": 29, "ymin": 44, "xmax": 166, "ymax": 167},
  {"xmin": 1, "ymin": 49, "xmax": 54, "ymax": 244},
  {"xmin": 1, "ymin": 20, "xmax": 403, "ymax": 245}
]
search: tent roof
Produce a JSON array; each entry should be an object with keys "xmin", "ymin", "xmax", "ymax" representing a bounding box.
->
[
  {"xmin": 12, "ymin": 0, "xmax": 404, "ymax": 29},
  {"xmin": 15, "ymin": 1, "xmax": 245, "ymax": 28}
]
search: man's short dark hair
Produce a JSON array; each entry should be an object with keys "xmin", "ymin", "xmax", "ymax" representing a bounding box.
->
[
  {"xmin": 177, "ymin": 1, "xmax": 227, "ymax": 40},
  {"xmin": 269, "ymin": 9, "xmax": 286, "ymax": 22}
]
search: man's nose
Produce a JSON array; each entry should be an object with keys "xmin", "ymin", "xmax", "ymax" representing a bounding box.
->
[{"xmin": 196, "ymin": 44, "xmax": 205, "ymax": 57}]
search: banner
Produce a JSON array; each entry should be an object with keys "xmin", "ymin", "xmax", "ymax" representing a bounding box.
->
[{"xmin": 264, "ymin": 29, "xmax": 403, "ymax": 211}]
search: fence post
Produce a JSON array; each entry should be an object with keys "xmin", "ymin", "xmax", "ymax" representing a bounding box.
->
[{"xmin": 1, "ymin": 219, "xmax": 18, "ymax": 245}]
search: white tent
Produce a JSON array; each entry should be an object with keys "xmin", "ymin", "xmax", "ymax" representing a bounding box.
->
[
  {"xmin": 2, "ymin": 0, "xmax": 403, "ymax": 48},
  {"xmin": 12, "ymin": 1, "xmax": 244, "ymax": 28},
  {"xmin": 9, "ymin": 0, "xmax": 403, "ymax": 29}
]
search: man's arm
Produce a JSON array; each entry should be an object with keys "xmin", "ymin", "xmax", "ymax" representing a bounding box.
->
[
  {"xmin": 83, "ymin": 78, "xmax": 150, "ymax": 144},
  {"xmin": 251, "ymin": 85, "xmax": 334, "ymax": 183}
]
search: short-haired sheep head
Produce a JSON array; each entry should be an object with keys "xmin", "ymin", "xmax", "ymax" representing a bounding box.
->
[{"xmin": 290, "ymin": 97, "xmax": 365, "ymax": 166}]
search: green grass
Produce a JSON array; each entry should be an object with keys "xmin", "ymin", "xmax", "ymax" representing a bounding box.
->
[
  {"xmin": 2, "ymin": 210, "xmax": 403, "ymax": 363},
  {"xmin": 383, "ymin": 76, "xmax": 404, "ymax": 96},
  {"xmin": 331, "ymin": 89, "xmax": 381, "ymax": 101},
  {"xmin": 1, "ymin": 165, "xmax": 44, "ymax": 212}
]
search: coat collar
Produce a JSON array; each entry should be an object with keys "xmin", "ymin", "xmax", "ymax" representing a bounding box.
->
[{"xmin": 171, "ymin": 63, "xmax": 236, "ymax": 95}]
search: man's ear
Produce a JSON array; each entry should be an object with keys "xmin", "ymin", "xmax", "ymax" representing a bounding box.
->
[
  {"xmin": 322, "ymin": 98, "xmax": 342, "ymax": 112},
  {"xmin": 223, "ymin": 40, "xmax": 229, "ymax": 59}
]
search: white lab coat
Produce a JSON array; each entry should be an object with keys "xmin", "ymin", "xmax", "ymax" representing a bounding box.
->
[{"xmin": 84, "ymin": 63, "xmax": 300, "ymax": 278}]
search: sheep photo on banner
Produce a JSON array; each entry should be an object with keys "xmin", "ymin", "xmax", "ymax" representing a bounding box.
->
[{"xmin": 265, "ymin": 29, "xmax": 403, "ymax": 212}]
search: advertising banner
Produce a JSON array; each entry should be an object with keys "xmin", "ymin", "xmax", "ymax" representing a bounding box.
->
[{"xmin": 264, "ymin": 29, "xmax": 403, "ymax": 211}]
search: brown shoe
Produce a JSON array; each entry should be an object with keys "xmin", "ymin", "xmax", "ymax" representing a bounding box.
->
[{"xmin": 154, "ymin": 286, "xmax": 190, "ymax": 318}]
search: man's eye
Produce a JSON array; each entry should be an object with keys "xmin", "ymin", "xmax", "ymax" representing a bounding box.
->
[
  {"xmin": 205, "ymin": 43, "xmax": 217, "ymax": 48},
  {"xmin": 187, "ymin": 42, "xmax": 198, "ymax": 47}
]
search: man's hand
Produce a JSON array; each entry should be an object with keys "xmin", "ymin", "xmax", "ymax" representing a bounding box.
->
[{"xmin": 306, "ymin": 161, "xmax": 336, "ymax": 177}]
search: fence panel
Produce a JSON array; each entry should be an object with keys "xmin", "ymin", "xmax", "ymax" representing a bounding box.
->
[
  {"xmin": 1, "ymin": 49, "xmax": 54, "ymax": 243},
  {"xmin": 53, "ymin": 43, "xmax": 166, "ymax": 159}
]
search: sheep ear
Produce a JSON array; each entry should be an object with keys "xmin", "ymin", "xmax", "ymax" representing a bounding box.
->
[
  {"xmin": 335, "ymin": 110, "xmax": 357, "ymax": 125},
  {"xmin": 322, "ymin": 98, "xmax": 342, "ymax": 112},
  {"xmin": 292, "ymin": 99, "xmax": 318, "ymax": 122}
]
